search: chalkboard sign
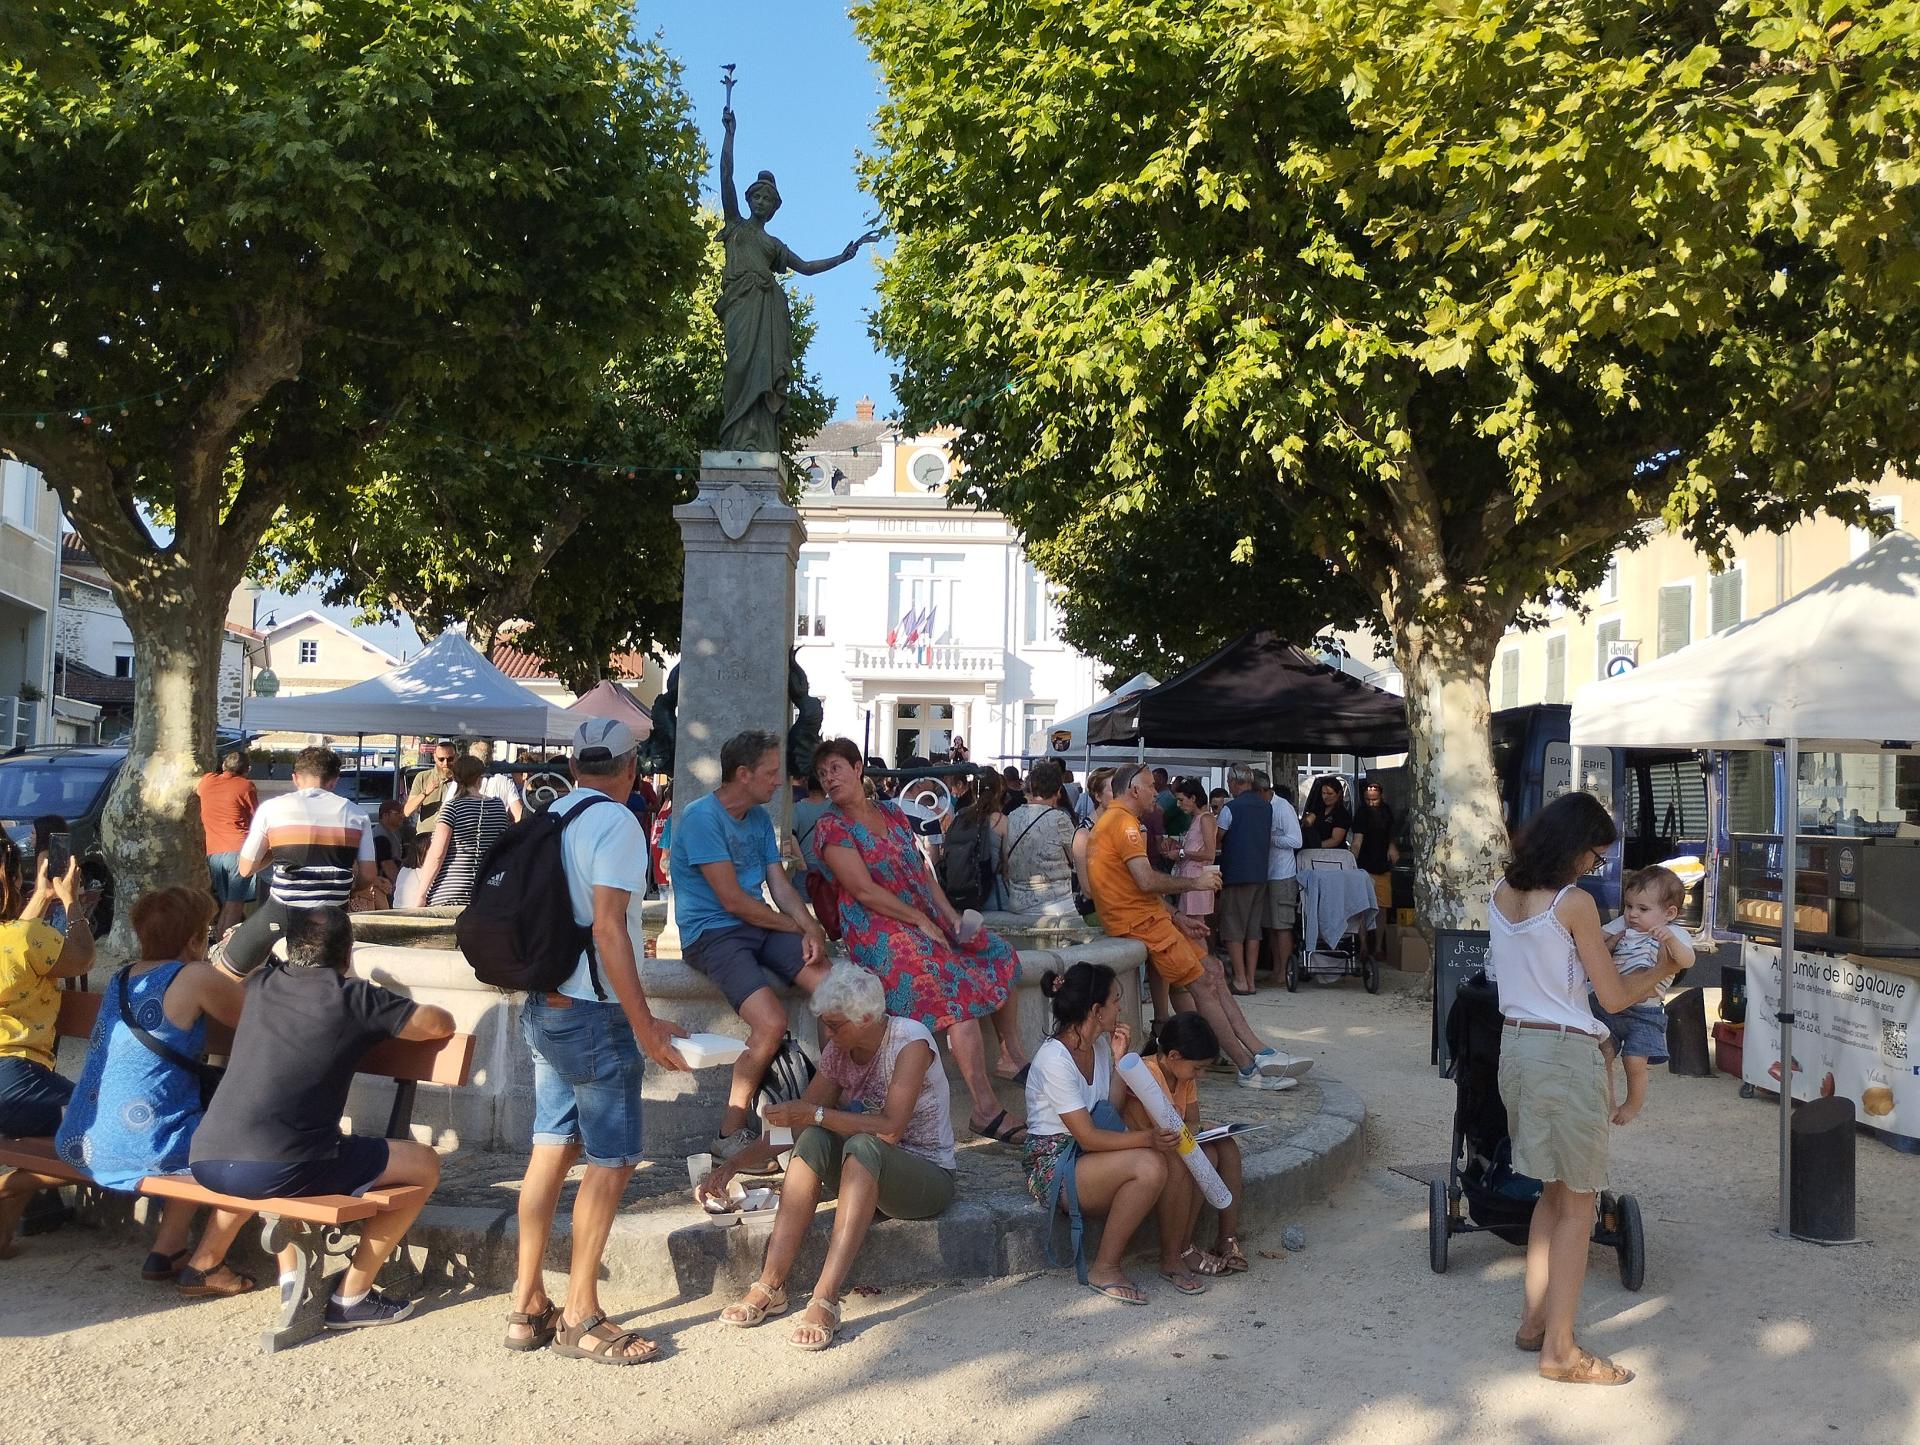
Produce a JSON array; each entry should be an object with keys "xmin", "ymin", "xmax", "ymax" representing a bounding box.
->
[{"xmin": 1431, "ymin": 928, "xmax": 1492, "ymax": 1072}]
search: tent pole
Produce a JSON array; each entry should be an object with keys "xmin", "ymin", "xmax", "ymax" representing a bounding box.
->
[
  {"xmin": 355, "ymin": 732, "xmax": 363, "ymax": 797},
  {"xmin": 1777, "ymin": 737, "xmax": 1799, "ymax": 1239}
]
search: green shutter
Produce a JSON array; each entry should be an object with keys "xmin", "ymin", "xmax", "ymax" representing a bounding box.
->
[
  {"xmin": 1709, "ymin": 569, "xmax": 1743, "ymax": 634},
  {"xmin": 1657, "ymin": 585, "xmax": 1692, "ymax": 656},
  {"xmin": 1595, "ymin": 618, "xmax": 1622, "ymax": 679}
]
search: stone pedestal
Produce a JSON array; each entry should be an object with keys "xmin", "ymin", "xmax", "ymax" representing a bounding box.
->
[
  {"xmin": 669, "ymin": 449, "xmax": 804, "ymax": 814},
  {"xmin": 657, "ymin": 450, "xmax": 804, "ymax": 956}
]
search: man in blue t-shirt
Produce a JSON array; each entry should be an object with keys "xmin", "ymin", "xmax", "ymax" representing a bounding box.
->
[{"xmin": 670, "ymin": 727, "xmax": 830, "ymax": 1163}]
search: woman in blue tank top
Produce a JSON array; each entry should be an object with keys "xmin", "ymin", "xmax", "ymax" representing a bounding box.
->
[{"xmin": 53, "ymin": 887, "xmax": 267, "ymax": 1296}]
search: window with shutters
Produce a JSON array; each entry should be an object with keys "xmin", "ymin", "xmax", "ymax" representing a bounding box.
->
[
  {"xmin": 1497, "ymin": 650, "xmax": 1519, "ymax": 709},
  {"xmin": 1656, "ymin": 583, "xmax": 1692, "ymax": 657},
  {"xmin": 1594, "ymin": 618, "xmax": 1622, "ymax": 680},
  {"xmin": 1709, "ymin": 567, "xmax": 1743, "ymax": 634},
  {"xmin": 1544, "ymin": 634, "xmax": 1567, "ymax": 704}
]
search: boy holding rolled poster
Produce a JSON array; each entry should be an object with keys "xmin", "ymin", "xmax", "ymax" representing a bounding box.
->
[{"xmin": 1121, "ymin": 1013, "xmax": 1249, "ymax": 1290}]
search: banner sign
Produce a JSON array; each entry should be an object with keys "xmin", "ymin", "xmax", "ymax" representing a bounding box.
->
[{"xmin": 1741, "ymin": 942, "xmax": 1918, "ymax": 1139}]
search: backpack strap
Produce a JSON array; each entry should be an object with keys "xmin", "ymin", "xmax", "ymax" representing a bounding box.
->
[{"xmin": 555, "ymin": 792, "xmax": 622, "ymax": 1002}]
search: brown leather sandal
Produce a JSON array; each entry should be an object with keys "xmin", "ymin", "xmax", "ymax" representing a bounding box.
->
[
  {"xmin": 1540, "ymin": 1349, "xmax": 1634, "ymax": 1386},
  {"xmin": 1516, "ymin": 1330, "xmax": 1545, "ymax": 1353},
  {"xmin": 176, "ymin": 1264, "xmax": 258, "ymax": 1298},
  {"xmin": 503, "ymin": 1301, "xmax": 562, "ymax": 1352},
  {"xmin": 551, "ymin": 1313, "xmax": 660, "ymax": 1366}
]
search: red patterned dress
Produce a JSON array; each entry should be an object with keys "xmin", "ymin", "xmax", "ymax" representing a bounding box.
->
[{"xmin": 814, "ymin": 801, "xmax": 1018, "ymax": 1032}]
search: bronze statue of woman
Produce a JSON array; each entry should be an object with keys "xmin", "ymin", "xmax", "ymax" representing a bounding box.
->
[{"xmin": 718, "ymin": 95, "xmax": 878, "ymax": 455}]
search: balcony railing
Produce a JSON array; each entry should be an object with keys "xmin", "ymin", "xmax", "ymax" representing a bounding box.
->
[{"xmin": 846, "ymin": 642, "xmax": 1004, "ymax": 678}]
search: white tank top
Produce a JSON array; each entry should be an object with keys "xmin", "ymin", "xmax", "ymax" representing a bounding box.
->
[{"xmin": 1489, "ymin": 884, "xmax": 1605, "ymax": 1037}]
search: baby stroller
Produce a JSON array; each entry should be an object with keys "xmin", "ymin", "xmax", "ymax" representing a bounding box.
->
[{"xmin": 1427, "ymin": 970, "xmax": 1645, "ymax": 1290}]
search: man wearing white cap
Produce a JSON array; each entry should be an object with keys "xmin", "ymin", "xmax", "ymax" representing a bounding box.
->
[{"xmin": 508, "ymin": 715, "xmax": 688, "ymax": 1365}]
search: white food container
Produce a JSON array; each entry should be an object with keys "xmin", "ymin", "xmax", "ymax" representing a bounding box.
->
[{"xmin": 674, "ymin": 1032, "xmax": 750, "ymax": 1069}]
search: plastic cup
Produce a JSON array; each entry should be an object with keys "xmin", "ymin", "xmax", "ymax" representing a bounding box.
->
[
  {"xmin": 957, "ymin": 909, "xmax": 983, "ymax": 944},
  {"xmin": 686, "ymin": 1152, "xmax": 714, "ymax": 1188}
]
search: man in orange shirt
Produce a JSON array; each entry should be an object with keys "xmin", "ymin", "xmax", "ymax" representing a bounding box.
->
[
  {"xmin": 197, "ymin": 749, "xmax": 258, "ymax": 934},
  {"xmin": 1088, "ymin": 764, "xmax": 1306, "ymax": 1091}
]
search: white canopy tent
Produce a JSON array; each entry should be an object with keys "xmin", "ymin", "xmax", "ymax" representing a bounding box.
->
[
  {"xmin": 246, "ymin": 631, "xmax": 579, "ymax": 743},
  {"xmin": 1571, "ymin": 530, "xmax": 1920, "ymax": 1237}
]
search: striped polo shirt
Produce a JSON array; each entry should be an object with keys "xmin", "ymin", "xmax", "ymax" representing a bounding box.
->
[{"xmin": 238, "ymin": 787, "xmax": 375, "ymax": 907}]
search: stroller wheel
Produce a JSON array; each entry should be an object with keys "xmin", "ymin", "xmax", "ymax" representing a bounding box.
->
[
  {"xmin": 1286, "ymin": 956, "xmax": 1301, "ymax": 992},
  {"xmin": 1428, "ymin": 1178, "xmax": 1450, "ymax": 1274},
  {"xmin": 1364, "ymin": 956, "xmax": 1382, "ymax": 994},
  {"xmin": 1615, "ymin": 1193, "xmax": 1646, "ymax": 1291}
]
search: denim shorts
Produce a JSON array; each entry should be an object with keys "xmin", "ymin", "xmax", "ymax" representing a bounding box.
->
[
  {"xmin": 1590, "ymin": 997, "xmax": 1670, "ymax": 1063},
  {"xmin": 206, "ymin": 851, "xmax": 257, "ymax": 905},
  {"xmin": 521, "ymin": 994, "xmax": 646, "ymax": 1167}
]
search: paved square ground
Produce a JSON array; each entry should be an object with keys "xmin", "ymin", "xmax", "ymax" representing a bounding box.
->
[{"xmin": 6, "ymin": 981, "xmax": 1916, "ymax": 1444}]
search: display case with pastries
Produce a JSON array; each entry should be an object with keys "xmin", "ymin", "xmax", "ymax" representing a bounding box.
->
[{"xmin": 1728, "ymin": 832, "xmax": 1920, "ymax": 958}]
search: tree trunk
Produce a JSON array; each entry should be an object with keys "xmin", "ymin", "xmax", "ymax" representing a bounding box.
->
[
  {"xmin": 96, "ymin": 570, "xmax": 227, "ymax": 961},
  {"xmin": 1388, "ymin": 603, "xmax": 1507, "ymax": 933}
]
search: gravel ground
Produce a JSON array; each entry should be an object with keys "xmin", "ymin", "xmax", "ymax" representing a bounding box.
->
[{"xmin": 6, "ymin": 980, "xmax": 1916, "ymax": 1445}]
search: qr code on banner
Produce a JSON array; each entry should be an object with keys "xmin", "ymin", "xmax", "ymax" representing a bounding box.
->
[{"xmin": 1884, "ymin": 1020, "xmax": 1909, "ymax": 1062}]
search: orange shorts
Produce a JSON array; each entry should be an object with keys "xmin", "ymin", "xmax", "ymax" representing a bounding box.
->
[{"xmin": 1130, "ymin": 914, "xmax": 1206, "ymax": 990}]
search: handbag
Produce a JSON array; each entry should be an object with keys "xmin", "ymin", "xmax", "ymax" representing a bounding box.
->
[{"xmin": 114, "ymin": 965, "xmax": 224, "ymax": 1111}]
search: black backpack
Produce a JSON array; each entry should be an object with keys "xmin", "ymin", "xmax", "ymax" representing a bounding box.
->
[
  {"xmin": 457, "ymin": 793, "xmax": 619, "ymax": 999},
  {"xmin": 940, "ymin": 813, "xmax": 995, "ymax": 911}
]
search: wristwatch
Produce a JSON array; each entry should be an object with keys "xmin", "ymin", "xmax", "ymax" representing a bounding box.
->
[{"xmin": 813, "ymin": 1105, "xmax": 826, "ymax": 1126}]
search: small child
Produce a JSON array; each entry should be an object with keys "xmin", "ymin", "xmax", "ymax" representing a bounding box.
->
[
  {"xmin": 1119, "ymin": 1012, "xmax": 1248, "ymax": 1293},
  {"xmin": 1592, "ymin": 865, "xmax": 1695, "ymax": 1126}
]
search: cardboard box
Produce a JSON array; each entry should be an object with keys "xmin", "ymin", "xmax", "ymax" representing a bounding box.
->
[{"xmin": 1395, "ymin": 927, "xmax": 1432, "ymax": 972}]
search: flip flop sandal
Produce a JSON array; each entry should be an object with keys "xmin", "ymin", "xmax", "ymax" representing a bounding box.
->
[
  {"xmin": 503, "ymin": 1302, "xmax": 562, "ymax": 1352},
  {"xmin": 1216, "ymin": 1237, "xmax": 1250, "ymax": 1274},
  {"xmin": 970, "ymin": 1110, "xmax": 1028, "ymax": 1147},
  {"xmin": 719, "ymin": 1282, "xmax": 790, "ymax": 1328},
  {"xmin": 1540, "ymin": 1350, "xmax": 1634, "ymax": 1386},
  {"xmin": 552, "ymin": 1313, "xmax": 660, "ymax": 1366},
  {"xmin": 176, "ymin": 1265, "xmax": 258, "ymax": 1299},
  {"xmin": 787, "ymin": 1296, "xmax": 842, "ymax": 1352},
  {"xmin": 1159, "ymin": 1270, "xmax": 1208, "ymax": 1296},
  {"xmin": 141, "ymin": 1248, "xmax": 191, "ymax": 1282},
  {"xmin": 1085, "ymin": 1279, "xmax": 1148, "ymax": 1306},
  {"xmin": 1516, "ymin": 1331, "xmax": 1545, "ymax": 1353}
]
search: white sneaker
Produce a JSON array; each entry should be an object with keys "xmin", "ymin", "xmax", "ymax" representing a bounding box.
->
[
  {"xmin": 1255, "ymin": 1048, "xmax": 1314, "ymax": 1079},
  {"xmin": 709, "ymin": 1126, "xmax": 780, "ymax": 1175},
  {"xmin": 1237, "ymin": 1067, "xmax": 1298, "ymax": 1092}
]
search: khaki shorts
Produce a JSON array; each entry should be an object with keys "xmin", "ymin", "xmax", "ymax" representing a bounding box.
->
[
  {"xmin": 1497, "ymin": 1024, "xmax": 1610, "ymax": 1195},
  {"xmin": 1217, "ymin": 883, "xmax": 1267, "ymax": 943},
  {"xmin": 1266, "ymin": 877, "xmax": 1299, "ymax": 931},
  {"xmin": 1130, "ymin": 914, "xmax": 1206, "ymax": 989}
]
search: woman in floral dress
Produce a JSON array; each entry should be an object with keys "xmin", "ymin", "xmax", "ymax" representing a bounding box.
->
[{"xmin": 812, "ymin": 739, "xmax": 1029, "ymax": 1144}]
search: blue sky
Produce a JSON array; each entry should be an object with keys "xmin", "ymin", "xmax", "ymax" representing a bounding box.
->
[{"xmin": 266, "ymin": 3, "xmax": 890, "ymax": 657}]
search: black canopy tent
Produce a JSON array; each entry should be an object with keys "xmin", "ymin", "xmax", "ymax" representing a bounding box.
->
[{"xmin": 1087, "ymin": 630, "xmax": 1409, "ymax": 755}]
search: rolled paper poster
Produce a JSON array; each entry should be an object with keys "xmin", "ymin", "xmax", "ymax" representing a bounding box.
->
[{"xmin": 1115, "ymin": 1052, "xmax": 1233, "ymax": 1210}]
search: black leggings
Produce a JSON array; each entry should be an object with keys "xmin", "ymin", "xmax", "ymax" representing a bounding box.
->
[{"xmin": 218, "ymin": 898, "xmax": 297, "ymax": 976}]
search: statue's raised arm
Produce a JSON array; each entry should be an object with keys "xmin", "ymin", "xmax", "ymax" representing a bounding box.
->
[
  {"xmin": 715, "ymin": 72, "xmax": 881, "ymax": 454},
  {"xmin": 719, "ymin": 105, "xmax": 742, "ymax": 226}
]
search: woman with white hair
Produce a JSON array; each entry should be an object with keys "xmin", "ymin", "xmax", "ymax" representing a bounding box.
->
[{"xmin": 701, "ymin": 962, "xmax": 956, "ymax": 1351}]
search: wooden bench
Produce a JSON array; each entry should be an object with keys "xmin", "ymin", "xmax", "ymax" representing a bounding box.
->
[{"xmin": 0, "ymin": 988, "xmax": 476, "ymax": 1352}]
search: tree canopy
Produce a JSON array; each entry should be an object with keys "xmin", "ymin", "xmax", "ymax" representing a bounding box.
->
[
  {"xmin": 857, "ymin": 0, "xmax": 1920, "ymax": 925},
  {"xmin": 0, "ymin": 0, "xmax": 709, "ymax": 927}
]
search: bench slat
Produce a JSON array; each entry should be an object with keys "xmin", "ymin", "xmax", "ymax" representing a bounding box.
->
[{"xmin": 136, "ymin": 1174, "xmax": 381, "ymax": 1226}]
